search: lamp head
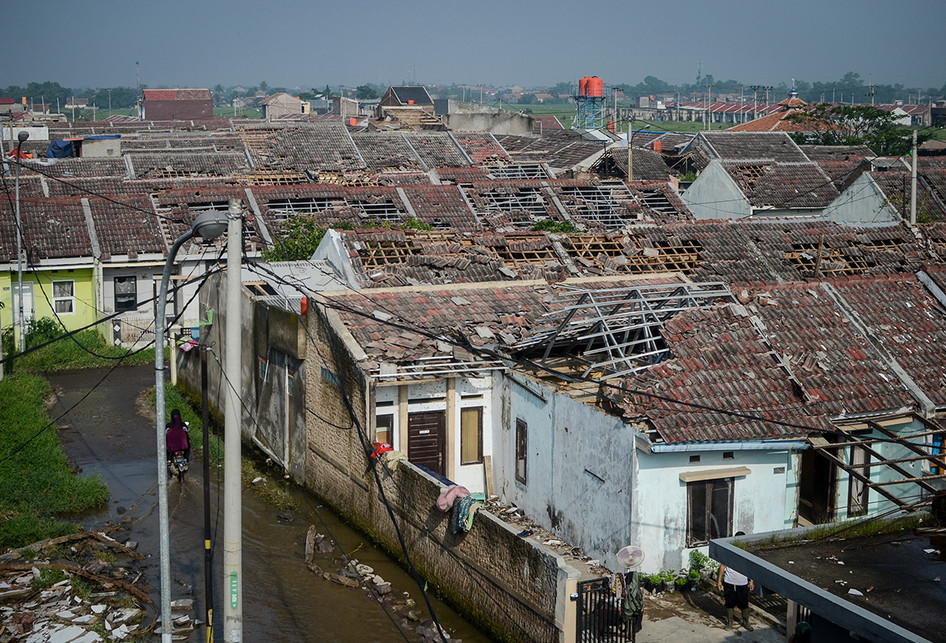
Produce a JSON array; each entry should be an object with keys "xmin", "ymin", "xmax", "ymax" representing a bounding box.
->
[
  {"xmin": 17, "ymin": 131, "xmax": 29, "ymax": 143},
  {"xmin": 191, "ymin": 210, "xmax": 228, "ymax": 239}
]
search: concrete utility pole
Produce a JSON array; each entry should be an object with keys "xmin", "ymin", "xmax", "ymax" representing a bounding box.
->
[
  {"xmin": 223, "ymin": 198, "xmax": 244, "ymax": 643},
  {"xmin": 14, "ymin": 130, "xmax": 28, "ymax": 352},
  {"xmin": 155, "ymin": 210, "xmax": 227, "ymax": 643},
  {"xmin": 910, "ymin": 129, "xmax": 918, "ymax": 226}
]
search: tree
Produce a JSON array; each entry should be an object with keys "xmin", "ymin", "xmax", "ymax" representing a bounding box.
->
[
  {"xmin": 355, "ymin": 84, "xmax": 380, "ymax": 100},
  {"xmin": 787, "ymin": 103, "xmax": 923, "ymax": 155},
  {"xmin": 518, "ymin": 93, "xmax": 537, "ymax": 105},
  {"xmin": 262, "ymin": 217, "xmax": 327, "ymax": 262},
  {"xmin": 259, "ymin": 80, "xmax": 269, "ymax": 94}
]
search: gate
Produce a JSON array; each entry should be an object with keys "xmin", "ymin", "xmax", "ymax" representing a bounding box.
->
[{"xmin": 575, "ymin": 577, "xmax": 630, "ymax": 642}]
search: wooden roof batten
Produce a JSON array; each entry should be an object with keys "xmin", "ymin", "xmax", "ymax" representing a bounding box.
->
[
  {"xmin": 807, "ymin": 413, "xmax": 946, "ymax": 511},
  {"xmin": 516, "ymin": 281, "xmax": 737, "ymax": 380}
]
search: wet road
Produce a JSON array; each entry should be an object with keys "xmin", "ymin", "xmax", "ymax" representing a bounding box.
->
[{"xmin": 48, "ymin": 365, "xmax": 491, "ymax": 642}]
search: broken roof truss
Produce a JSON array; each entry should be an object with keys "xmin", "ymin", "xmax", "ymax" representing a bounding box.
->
[
  {"xmin": 370, "ymin": 356, "xmax": 507, "ymax": 381},
  {"xmin": 809, "ymin": 414, "xmax": 946, "ymax": 512},
  {"xmin": 516, "ymin": 281, "xmax": 736, "ymax": 380}
]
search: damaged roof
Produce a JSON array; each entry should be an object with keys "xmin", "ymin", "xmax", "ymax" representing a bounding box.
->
[
  {"xmin": 721, "ymin": 160, "xmax": 840, "ymax": 209},
  {"xmin": 696, "ymin": 131, "xmax": 810, "ymax": 163},
  {"xmin": 614, "ymin": 272, "xmax": 946, "ymax": 444}
]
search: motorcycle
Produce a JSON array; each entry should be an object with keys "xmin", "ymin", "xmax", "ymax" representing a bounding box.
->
[{"xmin": 169, "ymin": 450, "xmax": 188, "ymax": 482}]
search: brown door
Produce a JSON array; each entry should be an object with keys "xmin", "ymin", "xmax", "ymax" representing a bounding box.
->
[{"xmin": 408, "ymin": 411, "xmax": 446, "ymax": 475}]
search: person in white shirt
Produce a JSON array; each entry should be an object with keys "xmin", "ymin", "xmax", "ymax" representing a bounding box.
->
[{"xmin": 715, "ymin": 531, "xmax": 754, "ymax": 631}]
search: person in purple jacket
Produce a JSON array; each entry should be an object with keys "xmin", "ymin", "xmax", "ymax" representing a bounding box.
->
[{"xmin": 165, "ymin": 409, "xmax": 190, "ymax": 468}]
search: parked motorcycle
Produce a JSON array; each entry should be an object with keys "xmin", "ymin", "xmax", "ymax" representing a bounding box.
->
[{"xmin": 169, "ymin": 450, "xmax": 188, "ymax": 482}]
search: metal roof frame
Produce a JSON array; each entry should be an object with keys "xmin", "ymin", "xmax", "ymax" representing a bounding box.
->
[{"xmin": 515, "ymin": 281, "xmax": 736, "ymax": 380}]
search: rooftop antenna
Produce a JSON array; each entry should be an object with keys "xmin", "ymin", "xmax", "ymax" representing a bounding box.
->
[{"xmin": 136, "ymin": 61, "xmax": 141, "ymax": 99}]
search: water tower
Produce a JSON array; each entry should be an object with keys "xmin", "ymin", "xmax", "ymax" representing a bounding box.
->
[{"xmin": 573, "ymin": 75, "xmax": 607, "ymax": 130}]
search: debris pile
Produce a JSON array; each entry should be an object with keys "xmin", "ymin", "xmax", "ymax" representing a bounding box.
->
[
  {"xmin": 303, "ymin": 525, "xmax": 460, "ymax": 642},
  {"xmin": 0, "ymin": 528, "xmax": 154, "ymax": 642}
]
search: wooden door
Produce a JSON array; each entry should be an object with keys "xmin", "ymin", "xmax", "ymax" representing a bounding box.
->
[{"xmin": 408, "ymin": 411, "xmax": 446, "ymax": 476}]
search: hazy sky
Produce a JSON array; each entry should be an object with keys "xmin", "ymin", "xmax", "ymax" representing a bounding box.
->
[{"xmin": 7, "ymin": 0, "xmax": 945, "ymax": 91}]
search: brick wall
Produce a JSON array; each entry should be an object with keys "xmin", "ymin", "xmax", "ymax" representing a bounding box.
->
[{"xmin": 304, "ymin": 306, "xmax": 577, "ymax": 642}]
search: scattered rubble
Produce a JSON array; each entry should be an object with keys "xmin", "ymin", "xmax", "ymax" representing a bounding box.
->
[
  {"xmin": 0, "ymin": 528, "xmax": 162, "ymax": 642},
  {"xmin": 302, "ymin": 525, "xmax": 460, "ymax": 642}
]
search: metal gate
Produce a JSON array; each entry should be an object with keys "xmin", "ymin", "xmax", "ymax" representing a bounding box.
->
[{"xmin": 575, "ymin": 577, "xmax": 630, "ymax": 642}]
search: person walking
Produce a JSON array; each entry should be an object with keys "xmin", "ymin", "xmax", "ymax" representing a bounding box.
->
[{"xmin": 716, "ymin": 531, "xmax": 754, "ymax": 631}]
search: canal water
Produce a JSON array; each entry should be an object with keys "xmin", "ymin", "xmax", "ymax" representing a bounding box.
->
[{"xmin": 48, "ymin": 365, "xmax": 492, "ymax": 642}]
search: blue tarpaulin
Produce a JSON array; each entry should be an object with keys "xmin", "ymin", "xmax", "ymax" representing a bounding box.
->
[{"xmin": 46, "ymin": 140, "xmax": 74, "ymax": 158}]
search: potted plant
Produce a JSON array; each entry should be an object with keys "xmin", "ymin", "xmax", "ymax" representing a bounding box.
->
[
  {"xmin": 659, "ymin": 570, "xmax": 675, "ymax": 592},
  {"xmin": 687, "ymin": 568, "xmax": 702, "ymax": 591},
  {"xmin": 674, "ymin": 571, "xmax": 689, "ymax": 591}
]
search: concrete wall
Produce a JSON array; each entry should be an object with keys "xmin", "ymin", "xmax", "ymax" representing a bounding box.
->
[
  {"xmin": 681, "ymin": 160, "xmax": 751, "ymax": 220},
  {"xmin": 636, "ymin": 447, "xmax": 796, "ymax": 572},
  {"xmin": 491, "ymin": 372, "xmax": 639, "ymax": 572},
  {"xmin": 81, "ymin": 138, "xmax": 121, "ymax": 158},
  {"xmin": 303, "ymin": 307, "xmax": 579, "ymax": 642},
  {"xmin": 177, "ymin": 273, "xmax": 309, "ymax": 478},
  {"xmin": 822, "ymin": 173, "xmax": 899, "ymax": 224},
  {"xmin": 442, "ymin": 112, "xmax": 535, "ymax": 136}
]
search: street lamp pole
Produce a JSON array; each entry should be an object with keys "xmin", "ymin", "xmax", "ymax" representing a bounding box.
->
[
  {"xmin": 14, "ymin": 130, "xmax": 29, "ymax": 352},
  {"xmin": 223, "ymin": 198, "xmax": 244, "ymax": 643},
  {"xmin": 154, "ymin": 210, "xmax": 227, "ymax": 643}
]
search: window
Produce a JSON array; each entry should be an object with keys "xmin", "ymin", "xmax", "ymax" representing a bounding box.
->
[
  {"xmin": 515, "ymin": 418, "xmax": 527, "ymax": 484},
  {"xmin": 686, "ymin": 477, "xmax": 733, "ymax": 547},
  {"xmin": 460, "ymin": 407, "xmax": 483, "ymax": 465},
  {"xmin": 375, "ymin": 414, "xmax": 393, "ymax": 445},
  {"xmin": 114, "ymin": 276, "xmax": 137, "ymax": 312},
  {"xmin": 52, "ymin": 280, "xmax": 75, "ymax": 314}
]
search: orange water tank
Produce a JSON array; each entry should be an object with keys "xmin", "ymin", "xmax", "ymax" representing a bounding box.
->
[
  {"xmin": 588, "ymin": 76, "xmax": 604, "ymax": 97},
  {"xmin": 607, "ymin": 121, "xmax": 615, "ymax": 133},
  {"xmin": 349, "ymin": 117, "xmax": 358, "ymax": 126},
  {"xmin": 579, "ymin": 76, "xmax": 589, "ymax": 96},
  {"xmin": 652, "ymin": 139, "xmax": 662, "ymax": 153}
]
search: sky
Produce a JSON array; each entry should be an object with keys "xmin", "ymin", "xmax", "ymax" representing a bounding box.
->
[{"xmin": 6, "ymin": 0, "xmax": 945, "ymax": 92}]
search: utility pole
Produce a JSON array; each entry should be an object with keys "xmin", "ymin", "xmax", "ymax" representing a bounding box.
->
[
  {"xmin": 223, "ymin": 198, "xmax": 244, "ymax": 643},
  {"xmin": 750, "ymin": 85, "xmax": 760, "ymax": 121},
  {"xmin": 910, "ymin": 129, "xmax": 918, "ymax": 226},
  {"xmin": 867, "ymin": 84, "xmax": 876, "ymax": 106},
  {"xmin": 14, "ymin": 131, "xmax": 28, "ymax": 352},
  {"xmin": 201, "ymin": 345, "xmax": 214, "ymax": 642}
]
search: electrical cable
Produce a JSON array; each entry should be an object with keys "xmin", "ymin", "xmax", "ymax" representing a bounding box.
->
[
  {"xmin": 202, "ymin": 343, "xmax": 415, "ymax": 642},
  {"xmin": 0, "ymin": 268, "xmax": 223, "ymax": 463},
  {"xmin": 246, "ymin": 258, "xmax": 937, "ymax": 448}
]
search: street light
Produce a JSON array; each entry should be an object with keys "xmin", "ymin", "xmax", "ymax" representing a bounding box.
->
[
  {"xmin": 14, "ymin": 130, "xmax": 28, "ymax": 352},
  {"xmin": 155, "ymin": 210, "xmax": 227, "ymax": 643}
]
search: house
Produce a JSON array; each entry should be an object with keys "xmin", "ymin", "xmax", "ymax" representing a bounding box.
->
[
  {"xmin": 681, "ymin": 132, "xmax": 840, "ymax": 219},
  {"xmin": 0, "ymin": 98, "xmax": 26, "ymax": 115},
  {"xmin": 222, "ymin": 230, "xmax": 946, "ymax": 579},
  {"xmin": 139, "ymin": 88, "xmax": 214, "ymax": 120},
  {"xmin": 377, "ymin": 85, "xmax": 434, "ymax": 115},
  {"xmin": 260, "ymin": 93, "xmax": 304, "ymax": 120}
]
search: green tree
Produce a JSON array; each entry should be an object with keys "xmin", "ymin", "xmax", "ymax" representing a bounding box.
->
[
  {"xmin": 787, "ymin": 103, "xmax": 923, "ymax": 155},
  {"xmin": 518, "ymin": 93, "xmax": 537, "ymax": 105},
  {"xmin": 355, "ymin": 84, "xmax": 380, "ymax": 100},
  {"xmin": 262, "ymin": 217, "xmax": 327, "ymax": 262}
]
